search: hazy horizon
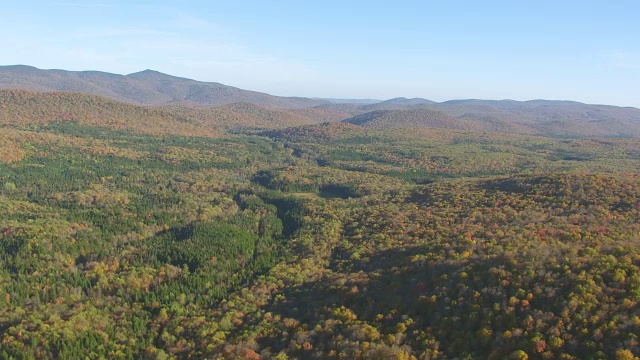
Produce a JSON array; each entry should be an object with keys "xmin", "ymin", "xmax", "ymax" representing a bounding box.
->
[
  {"xmin": 5, "ymin": 63, "xmax": 640, "ymax": 109},
  {"xmin": 3, "ymin": 1, "xmax": 639, "ymax": 107}
]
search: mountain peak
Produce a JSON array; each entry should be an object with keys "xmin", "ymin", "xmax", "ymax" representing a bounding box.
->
[
  {"xmin": 0, "ymin": 65, "xmax": 326, "ymax": 108},
  {"xmin": 0, "ymin": 64, "xmax": 40, "ymax": 74},
  {"xmin": 126, "ymin": 69, "xmax": 173, "ymax": 78}
]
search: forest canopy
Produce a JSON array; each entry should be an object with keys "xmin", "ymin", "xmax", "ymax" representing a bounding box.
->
[{"xmin": 1, "ymin": 116, "xmax": 640, "ymax": 359}]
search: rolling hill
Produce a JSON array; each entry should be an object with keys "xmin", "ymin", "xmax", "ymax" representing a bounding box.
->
[
  {"xmin": 167, "ymin": 102, "xmax": 338, "ymax": 130},
  {"xmin": 260, "ymin": 122, "xmax": 364, "ymax": 143},
  {"xmin": 344, "ymin": 108, "xmax": 465, "ymax": 128},
  {"xmin": 338, "ymin": 100, "xmax": 640, "ymax": 137},
  {"xmin": 4, "ymin": 65, "xmax": 640, "ymax": 137},
  {"xmin": 0, "ymin": 89, "xmax": 344, "ymax": 134},
  {"xmin": 316, "ymin": 98, "xmax": 640, "ymax": 138},
  {"xmin": 427, "ymin": 100, "xmax": 640, "ymax": 137},
  {"xmin": 342, "ymin": 108, "xmax": 534, "ymax": 134},
  {"xmin": 361, "ymin": 97, "xmax": 436, "ymax": 111}
]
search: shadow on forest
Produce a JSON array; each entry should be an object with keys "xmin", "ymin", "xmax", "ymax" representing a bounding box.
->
[
  {"xmin": 479, "ymin": 178, "xmax": 529, "ymax": 193},
  {"xmin": 318, "ymin": 184, "xmax": 361, "ymax": 200},
  {"xmin": 253, "ymin": 245, "xmax": 520, "ymax": 354},
  {"xmin": 407, "ymin": 176, "xmax": 544, "ymax": 207}
]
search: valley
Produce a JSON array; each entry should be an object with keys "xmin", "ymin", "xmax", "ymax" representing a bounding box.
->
[{"xmin": 0, "ymin": 68, "xmax": 640, "ymax": 359}]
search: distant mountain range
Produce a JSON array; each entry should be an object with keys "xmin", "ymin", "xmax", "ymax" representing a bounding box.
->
[
  {"xmin": 314, "ymin": 98, "xmax": 381, "ymax": 105},
  {"xmin": 2, "ymin": 65, "xmax": 640, "ymax": 138},
  {"xmin": 0, "ymin": 65, "xmax": 325, "ymax": 109},
  {"xmin": 426, "ymin": 100, "xmax": 640, "ymax": 137},
  {"xmin": 338, "ymin": 100, "xmax": 640, "ymax": 137}
]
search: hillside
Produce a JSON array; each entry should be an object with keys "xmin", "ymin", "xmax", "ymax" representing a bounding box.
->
[
  {"xmin": 0, "ymin": 89, "xmax": 348, "ymax": 134},
  {"xmin": 344, "ymin": 109, "xmax": 458, "ymax": 128},
  {"xmin": 261, "ymin": 122, "xmax": 364, "ymax": 143},
  {"xmin": 316, "ymin": 98, "xmax": 640, "ymax": 138},
  {"xmin": 361, "ymin": 97, "xmax": 436, "ymax": 111},
  {"xmin": 338, "ymin": 101, "xmax": 640, "ymax": 138},
  {"xmin": 0, "ymin": 65, "xmax": 326, "ymax": 109},
  {"xmin": 166, "ymin": 102, "xmax": 353, "ymax": 130},
  {"xmin": 342, "ymin": 108, "xmax": 530, "ymax": 133},
  {"xmin": 312, "ymin": 102, "xmax": 367, "ymax": 116},
  {"xmin": 431, "ymin": 100, "xmax": 640, "ymax": 137},
  {"xmin": 167, "ymin": 102, "xmax": 320, "ymax": 130},
  {"xmin": 0, "ymin": 89, "xmax": 219, "ymax": 137}
]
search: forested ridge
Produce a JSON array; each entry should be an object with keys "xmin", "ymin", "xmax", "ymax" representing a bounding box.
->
[
  {"xmin": 4, "ymin": 65, "xmax": 640, "ymax": 138},
  {"xmin": 0, "ymin": 66, "xmax": 326, "ymax": 109},
  {"xmin": 1, "ymin": 96, "xmax": 640, "ymax": 359}
]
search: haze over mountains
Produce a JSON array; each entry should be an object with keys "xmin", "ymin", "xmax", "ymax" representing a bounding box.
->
[
  {"xmin": 0, "ymin": 65, "xmax": 324, "ymax": 109},
  {"xmin": 2, "ymin": 65, "xmax": 640, "ymax": 138}
]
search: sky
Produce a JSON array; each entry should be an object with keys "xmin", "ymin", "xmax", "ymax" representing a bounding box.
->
[{"xmin": 2, "ymin": 0, "xmax": 639, "ymax": 107}]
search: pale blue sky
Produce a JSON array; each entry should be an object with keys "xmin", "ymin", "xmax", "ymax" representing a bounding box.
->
[{"xmin": 2, "ymin": 1, "xmax": 639, "ymax": 107}]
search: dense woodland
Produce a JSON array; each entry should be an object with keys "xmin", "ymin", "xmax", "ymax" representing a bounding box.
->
[{"xmin": 1, "ymin": 94, "xmax": 640, "ymax": 359}]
